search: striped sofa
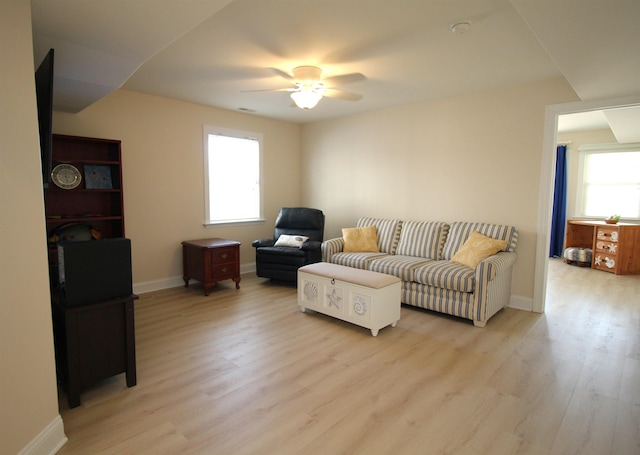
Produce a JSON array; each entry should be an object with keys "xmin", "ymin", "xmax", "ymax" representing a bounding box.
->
[{"xmin": 321, "ymin": 217, "xmax": 518, "ymax": 327}]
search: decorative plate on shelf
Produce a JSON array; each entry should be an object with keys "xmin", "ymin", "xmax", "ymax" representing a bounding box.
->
[{"xmin": 51, "ymin": 164, "xmax": 82, "ymax": 189}]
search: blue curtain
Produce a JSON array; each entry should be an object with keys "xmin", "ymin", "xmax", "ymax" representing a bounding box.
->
[{"xmin": 550, "ymin": 145, "xmax": 567, "ymax": 257}]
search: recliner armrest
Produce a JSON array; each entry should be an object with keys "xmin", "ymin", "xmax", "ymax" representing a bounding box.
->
[
  {"xmin": 252, "ymin": 238, "xmax": 275, "ymax": 248},
  {"xmin": 301, "ymin": 240, "xmax": 322, "ymax": 251}
]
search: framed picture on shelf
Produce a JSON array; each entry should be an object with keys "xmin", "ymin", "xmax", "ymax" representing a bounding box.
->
[{"xmin": 84, "ymin": 165, "xmax": 113, "ymax": 189}]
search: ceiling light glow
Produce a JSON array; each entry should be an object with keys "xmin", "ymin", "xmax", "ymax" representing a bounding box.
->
[{"xmin": 291, "ymin": 90, "xmax": 323, "ymax": 110}]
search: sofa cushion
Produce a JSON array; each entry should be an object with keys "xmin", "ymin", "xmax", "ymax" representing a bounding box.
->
[
  {"xmin": 342, "ymin": 226, "xmax": 379, "ymax": 252},
  {"xmin": 330, "ymin": 251, "xmax": 390, "ymax": 270},
  {"xmin": 368, "ymin": 255, "xmax": 434, "ymax": 281},
  {"xmin": 402, "ymin": 281, "xmax": 475, "ymax": 320},
  {"xmin": 413, "ymin": 260, "xmax": 476, "ymax": 293},
  {"xmin": 442, "ymin": 222, "xmax": 518, "ymax": 260},
  {"xmin": 395, "ymin": 220, "xmax": 450, "ymax": 259},
  {"xmin": 450, "ymin": 232, "xmax": 509, "ymax": 269},
  {"xmin": 356, "ymin": 217, "xmax": 402, "ymax": 254}
]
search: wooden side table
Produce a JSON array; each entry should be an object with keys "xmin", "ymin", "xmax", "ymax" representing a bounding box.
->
[{"xmin": 182, "ymin": 238, "xmax": 241, "ymax": 295}]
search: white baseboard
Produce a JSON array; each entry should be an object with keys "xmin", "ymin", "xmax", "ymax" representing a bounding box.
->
[
  {"xmin": 133, "ymin": 276, "xmax": 185, "ymax": 294},
  {"xmin": 18, "ymin": 415, "xmax": 67, "ymax": 455},
  {"xmin": 508, "ymin": 294, "xmax": 534, "ymax": 312},
  {"xmin": 132, "ymin": 263, "xmax": 257, "ymax": 295}
]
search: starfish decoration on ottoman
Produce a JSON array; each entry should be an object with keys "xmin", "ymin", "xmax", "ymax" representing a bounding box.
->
[{"xmin": 327, "ymin": 289, "xmax": 342, "ymax": 309}]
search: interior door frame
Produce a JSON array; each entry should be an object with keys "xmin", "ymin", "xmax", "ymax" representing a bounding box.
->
[{"xmin": 534, "ymin": 94, "xmax": 640, "ymax": 313}]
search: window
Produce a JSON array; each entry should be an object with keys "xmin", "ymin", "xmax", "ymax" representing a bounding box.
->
[
  {"xmin": 576, "ymin": 143, "xmax": 640, "ymax": 219},
  {"xmin": 204, "ymin": 126, "xmax": 262, "ymax": 225}
]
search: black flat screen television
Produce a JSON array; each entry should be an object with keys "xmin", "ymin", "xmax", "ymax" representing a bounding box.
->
[
  {"xmin": 57, "ymin": 238, "xmax": 133, "ymax": 307},
  {"xmin": 35, "ymin": 48, "xmax": 54, "ymax": 188}
]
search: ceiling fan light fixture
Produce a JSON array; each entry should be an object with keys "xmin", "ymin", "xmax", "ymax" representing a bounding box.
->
[{"xmin": 291, "ymin": 90, "xmax": 323, "ymax": 110}]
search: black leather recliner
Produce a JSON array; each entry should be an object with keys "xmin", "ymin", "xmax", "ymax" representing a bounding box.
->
[{"xmin": 252, "ymin": 207, "xmax": 325, "ymax": 283}]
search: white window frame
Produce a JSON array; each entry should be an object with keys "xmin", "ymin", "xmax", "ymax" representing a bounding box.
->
[
  {"xmin": 203, "ymin": 125, "xmax": 264, "ymax": 226},
  {"xmin": 575, "ymin": 142, "xmax": 640, "ymax": 221}
]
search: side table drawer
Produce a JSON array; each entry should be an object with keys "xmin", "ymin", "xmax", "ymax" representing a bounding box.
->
[
  {"xmin": 209, "ymin": 246, "xmax": 238, "ymax": 263},
  {"xmin": 594, "ymin": 253, "xmax": 617, "ymax": 273},
  {"xmin": 211, "ymin": 262, "xmax": 237, "ymax": 280},
  {"xmin": 596, "ymin": 227, "xmax": 619, "ymax": 243},
  {"xmin": 595, "ymin": 240, "xmax": 618, "ymax": 253}
]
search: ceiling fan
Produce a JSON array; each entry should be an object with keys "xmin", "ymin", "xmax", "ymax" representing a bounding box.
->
[{"xmin": 249, "ymin": 66, "xmax": 365, "ymax": 110}]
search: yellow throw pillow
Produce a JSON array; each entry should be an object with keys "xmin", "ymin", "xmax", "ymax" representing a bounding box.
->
[
  {"xmin": 451, "ymin": 231, "xmax": 508, "ymax": 268},
  {"xmin": 342, "ymin": 226, "xmax": 379, "ymax": 252}
]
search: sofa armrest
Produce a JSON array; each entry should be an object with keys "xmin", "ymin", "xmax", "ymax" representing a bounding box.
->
[
  {"xmin": 321, "ymin": 237, "xmax": 345, "ymax": 262},
  {"xmin": 475, "ymin": 251, "xmax": 517, "ymax": 281},
  {"xmin": 473, "ymin": 251, "xmax": 517, "ymax": 327},
  {"xmin": 252, "ymin": 238, "xmax": 274, "ymax": 248}
]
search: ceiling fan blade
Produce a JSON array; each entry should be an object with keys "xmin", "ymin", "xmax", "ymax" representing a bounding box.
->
[
  {"xmin": 323, "ymin": 88, "xmax": 362, "ymax": 101},
  {"xmin": 322, "ymin": 72, "xmax": 366, "ymax": 87},
  {"xmin": 242, "ymin": 87, "xmax": 296, "ymax": 93},
  {"xmin": 267, "ymin": 67, "xmax": 294, "ymax": 80}
]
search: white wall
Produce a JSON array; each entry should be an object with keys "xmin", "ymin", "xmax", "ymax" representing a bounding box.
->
[
  {"xmin": 0, "ymin": 1, "xmax": 66, "ymax": 454},
  {"xmin": 301, "ymin": 77, "xmax": 579, "ymax": 302}
]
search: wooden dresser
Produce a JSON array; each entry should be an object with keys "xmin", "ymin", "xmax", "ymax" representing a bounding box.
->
[{"xmin": 565, "ymin": 220, "xmax": 640, "ymax": 275}]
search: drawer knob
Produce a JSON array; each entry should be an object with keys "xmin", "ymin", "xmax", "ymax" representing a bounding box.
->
[
  {"xmin": 221, "ymin": 254, "xmax": 228, "ymax": 259},
  {"xmin": 221, "ymin": 267, "xmax": 228, "ymax": 273},
  {"xmin": 331, "ymin": 278, "xmax": 335, "ymax": 285}
]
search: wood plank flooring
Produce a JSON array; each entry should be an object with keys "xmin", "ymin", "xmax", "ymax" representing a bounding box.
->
[{"xmin": 56, "ymin": 259, "xmax": 640, "ymax": 454}]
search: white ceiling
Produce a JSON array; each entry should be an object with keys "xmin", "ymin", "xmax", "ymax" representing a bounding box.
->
[
  {"xmin": 31, "ymin": 0, "xmax": 640, "ymax": 131},
  {"xmin": 557, "ymin": 106, "xmax": 640, "ymax": 143}
]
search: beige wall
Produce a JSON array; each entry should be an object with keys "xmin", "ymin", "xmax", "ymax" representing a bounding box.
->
[
  {"xmin": 54, "ymin": 90, "xmax": 301, "ymax": 288},
  {"xmin": 0, "ymin": 1, "xmax": 63, "ymax": 454},
  {"xmin": 301, "ymin": 78, "xmax": 579, "ymax": 302},
  {"xmin": 54, "ymin": 78, "xmax": 580, "ymax": 301}
]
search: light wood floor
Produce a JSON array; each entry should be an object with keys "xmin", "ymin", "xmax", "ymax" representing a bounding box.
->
[{"xmin": 56, "ymin": 259, "xmax": 640, "ymax": 454}]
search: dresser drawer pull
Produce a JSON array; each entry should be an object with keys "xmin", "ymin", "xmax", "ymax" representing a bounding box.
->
[
  {"xmin": 221, "ymin": 267, "xmax": 228, "ymax": 273},
  {"xmin": 221, "ymin": 253, "xmax": 228, "ymax": 259}
]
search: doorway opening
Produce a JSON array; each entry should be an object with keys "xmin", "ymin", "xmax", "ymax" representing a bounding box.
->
[{"xmin": 535, "ymin": 94, "xmax": 640, "ymax": 313}]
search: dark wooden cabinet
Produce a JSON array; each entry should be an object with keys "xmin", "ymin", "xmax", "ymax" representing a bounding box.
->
[
  {"xmin": 182, "ymin": 238, "xmax": 241, "ymax": 295},
  {"xmin": 52, "ymin": 295, "xmax": 137, "ymax": 408},
  {"xmin": 45, "ymin": 134, "xmax": 124, "ymax": 245},
  {"xmin": 44, "ymin": 134, "xmax": 136, "ymax": 407}
]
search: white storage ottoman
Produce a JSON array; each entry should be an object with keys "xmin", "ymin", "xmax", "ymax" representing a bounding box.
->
[{"xmin": 298, "ymin": 262, "xmax": 401, "ymax": 336}]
